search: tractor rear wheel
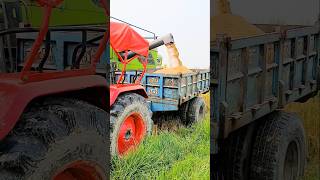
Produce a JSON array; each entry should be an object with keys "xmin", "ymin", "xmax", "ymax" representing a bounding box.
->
[
  {"xmin": 0, "ymin": 98, "xmax": 108, "ymax": 180},
  {"xmin": 110, "ymin": 93, "xmax": 153, "ymax": 156}
]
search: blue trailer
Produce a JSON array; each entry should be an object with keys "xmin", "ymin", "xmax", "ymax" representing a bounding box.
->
[
  {"xmin": 211, "ymin": 24, "xmax": 320, "ymax": 179},
  {"xmin": 114, "ymin": 70, "xmax": 210, "ymax": 112}
]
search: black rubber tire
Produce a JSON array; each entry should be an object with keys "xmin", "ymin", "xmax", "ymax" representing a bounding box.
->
[
  {"xmin": 210, "ymin": 154, "xmax": 217, "ymax": 179},
  {"xmin": 220, "ymin": 123, "xmax": 255, "ymax": 180},
  {"xmin": 186, "ymin": 97, "xmax": 206, "ymax": 125},
  {"xmin": 249, "ymin": 111, "xmax": 306, "ymax": 180},
  {"xmin": 179, "ymin": 101, "xmax": 190, "ymax": 125},
  {"xmin": 317, "ymin": 65, "xmax": 320, "ymax": 91},
  {"xmin": 0, "ymin": 98, "xmax": 108, "ymax": 180},
  {"xmin": 110, "ymin": 93, "xmax": 153, "ymax": 156}
]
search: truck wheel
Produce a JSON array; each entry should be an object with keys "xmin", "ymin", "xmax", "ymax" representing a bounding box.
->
[
  {"xmin": 221, "ymin": 123, "xmax": 255, "ymax": 180},
  {"xmin": 110, "ymin": 93, "xmax": 153, "ymax": 156},
  {"xmin": 250, "ymin": 111, "xmax": 306, "ymax": 180},
  {"xmin": 186, "ymin": 97, "xmax": 205, "ymax": 125},
  {"xmin": 0, "ymin": 98, "xmax": 108, "ymax": 180}
]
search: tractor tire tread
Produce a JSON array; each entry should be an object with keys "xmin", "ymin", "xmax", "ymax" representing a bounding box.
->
[
  {"xmin": 110, "ymin": 93, "xmax": 152, "ymax": 156},
  {"xmin": 249, "ymin": 111, "xmax": 306, "ymax": 180},
  {"xmin": 0, "ymin": 98, "xmax": 108, "ymax": 179}
]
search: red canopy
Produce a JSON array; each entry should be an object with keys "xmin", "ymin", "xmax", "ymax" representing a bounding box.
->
[{"xmin": 110, "ymin": 22, "xmax": 149, "ymax": 57}]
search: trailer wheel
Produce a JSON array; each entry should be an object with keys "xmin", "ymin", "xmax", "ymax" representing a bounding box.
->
[
  {"xmin": 179, "ymin": 101, "xmax": 190, "ymax": 125},
  {"xmin": 111, "ymin": 93, "xmax": 153, "ymax": 156},
  {"xmin": 250, "ymin": 111, "xmax": 306, "ymax": 180},
  {"xmin": 0, "ymin": 98, "xmax": 108, "ymax": 180},
  {"xmin": 220, "ymin": 123, "xmax": 255, "ymax": 180},
  {"xmin": 186, "ymin": 97, "xmax": 205, "ymax": 125}
]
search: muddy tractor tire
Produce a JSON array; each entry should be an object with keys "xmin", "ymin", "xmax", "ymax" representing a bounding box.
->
[
  {"xmin": 185, "ymin": 97, "xmax": 206, "ymax": 125},
  {"xmin": 110, "ymin": 93, "xmax": 153, "ymax": 156},
  {"xmin": 0, "ymin": 98, "xmax": 108, "ymax": 180},
  {"xmin": 220, "ymin": 123, "xmax": 255, "ymax": 180},
  {"xmin": 250, "ymin": 111, "xmax": 306, "ymax": 180}
]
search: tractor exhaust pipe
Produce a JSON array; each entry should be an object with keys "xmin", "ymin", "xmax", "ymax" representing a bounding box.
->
[{"xmin": 124, "ymin": 33, "xmax": 174, "ymax": 59}]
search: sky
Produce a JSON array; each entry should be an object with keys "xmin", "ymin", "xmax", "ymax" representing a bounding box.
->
[
  {"xmin": 111, "ymin": 0, "xmax": 210, "ymax": 69},
  {"xmin": 212, "ymin": 0, "xmax": 319, "ymax": 25}
]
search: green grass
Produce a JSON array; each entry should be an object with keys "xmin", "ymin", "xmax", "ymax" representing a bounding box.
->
[{"xmin": 111, "ymin": 114, "xmax": 210, "ymax": 180}]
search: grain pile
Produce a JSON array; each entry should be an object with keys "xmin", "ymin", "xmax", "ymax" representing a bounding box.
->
[
  {"xmin": 211, "ymin": 0, "xmax": 264, "ymax": 41},
  {"xmin": 215, "ymin": 0, "xmax": 231, "ymax": 14},
  {"xmin": 154, "ymin": 43, "xmax": 192, "ymax": 74},
  {"xmin": 211, "ymin": 14, "xmax": 264, "ymax": 40}
]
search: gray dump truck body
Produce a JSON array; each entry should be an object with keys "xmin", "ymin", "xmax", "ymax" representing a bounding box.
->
[{"xmin": 211, "ymin": 24, "xmax": 320, "ymax": 154}]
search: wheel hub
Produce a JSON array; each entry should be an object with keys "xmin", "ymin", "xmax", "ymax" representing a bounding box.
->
[
  {"xmin": 125, "ymin": 129, "xmax": 132, "ymax": 140},
  {"xmin": 199, "ymin": 105, "xmax": 205, "ymax": 119},
  {"xmin": 53, "ymin": 161, "xmax": 104, "ymax": 180},
  {"xmin": 117, "ymin": 112, "xmax": 146, "ymax": 155}
]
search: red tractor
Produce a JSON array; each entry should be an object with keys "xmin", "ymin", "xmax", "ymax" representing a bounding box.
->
[
  {"xmin": 0, "ymin": 0, "xmax": 110, "ymax": 179},
  {"xmin": 109, "ymin": 22, "xmax": 174, "ymax": 156},
  {"xmin": 0, "ymin": 0, "xmax": 172, "ymax": 178}
]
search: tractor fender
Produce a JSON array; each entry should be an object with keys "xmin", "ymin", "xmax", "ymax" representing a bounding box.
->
[
  {"xmin": 0, "ymin": 74, "xmax": 108, "ymax": 141},
  {"xmin": 110, "ymin": 84, "xmax": 148, "ymax": 106}
]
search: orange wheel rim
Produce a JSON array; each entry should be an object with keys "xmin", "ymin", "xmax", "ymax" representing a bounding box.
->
[
  {"xmin": 117, "ymin": 112, "xmax": 146, "ymax": 155},
  {"xmin": 53, "ymin": 160, "xmax": 104, "ymax": 180}
]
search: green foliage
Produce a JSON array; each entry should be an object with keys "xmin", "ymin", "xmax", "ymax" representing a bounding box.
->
[{"xmin": 111, "ymin": 114, "xmax": 210, "ymax": 180}]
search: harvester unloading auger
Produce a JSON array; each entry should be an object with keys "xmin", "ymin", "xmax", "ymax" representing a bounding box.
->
[
  {"xmin": 115, "ymin": 31, "xmax": 191, "ymax": 75},
  {"xmin": 111, "ymin": 24, "xmax": 175, "ymax": 84}
]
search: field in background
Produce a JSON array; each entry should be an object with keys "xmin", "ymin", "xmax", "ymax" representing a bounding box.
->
[
  {"xmin": 201, "ymin": 93, "xmax": 210, "ymax": 112},
  {"xmin": 285, "ymin": 94, "xmax": 320, "ymax": 179}
]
